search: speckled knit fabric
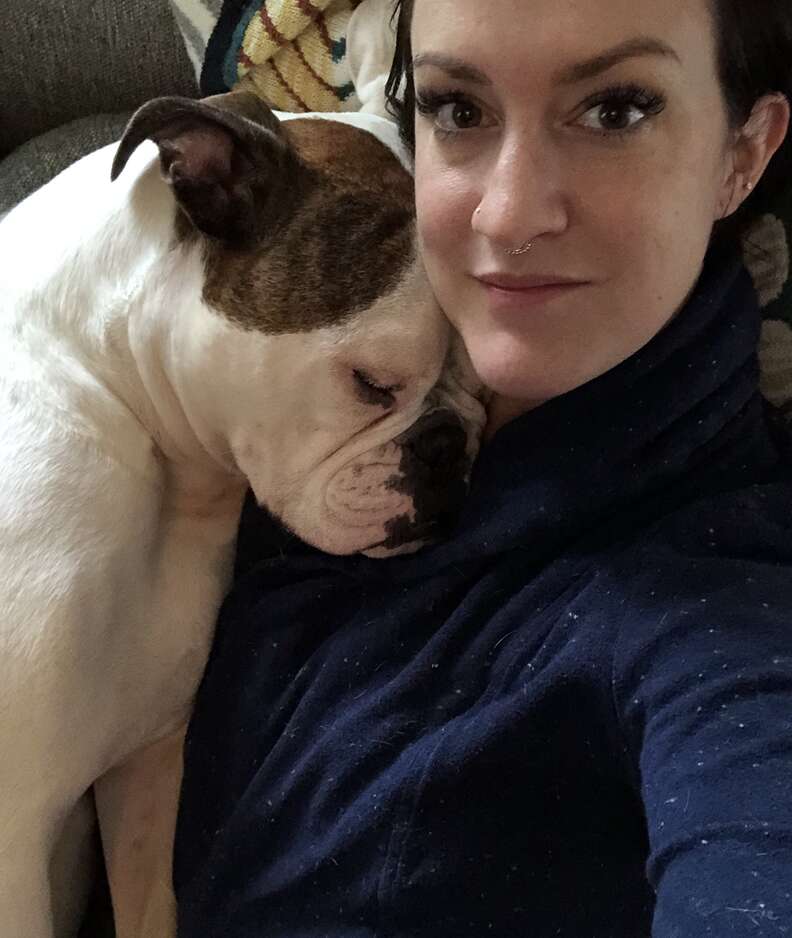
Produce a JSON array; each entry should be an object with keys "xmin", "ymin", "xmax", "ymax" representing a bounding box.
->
[{"xmin": 175, "ymin": 242, "xmax": 792, "ymax": 938}]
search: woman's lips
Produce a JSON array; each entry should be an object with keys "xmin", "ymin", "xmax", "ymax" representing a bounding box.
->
[{"xmin": 475, "ymin": 273, "xmax": 589, "ymax": 309}]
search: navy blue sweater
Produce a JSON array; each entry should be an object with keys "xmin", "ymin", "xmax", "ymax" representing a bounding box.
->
[{"xmin": 175, "ymin": 246, "xmax": 792, "ymax": 937}]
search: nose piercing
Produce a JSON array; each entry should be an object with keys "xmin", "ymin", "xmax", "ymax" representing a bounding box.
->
[
  {"xmin": 506, "ymin": 241, "xmax": 533, "ymax": 256},
  {"xmin": 474, "ymin": 207, "xmax": 534, "ymax": 255}
]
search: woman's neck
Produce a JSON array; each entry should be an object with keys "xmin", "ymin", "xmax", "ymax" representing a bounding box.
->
[{"xmin": 484, "ymin": 394, "xmax": 545, "ymax": 441}]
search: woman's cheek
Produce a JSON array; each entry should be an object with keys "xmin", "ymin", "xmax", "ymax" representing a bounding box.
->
[
  {"xmin": 416, "ymin": 183, "xmax": 453, "ymax": 256},
  {"xmin": 416, "ymin": 156, "xmax": 474, "ymax": 247},
  {"xmin": 416, "ymin": 228, "xmax": 457, "ymax": 309}
]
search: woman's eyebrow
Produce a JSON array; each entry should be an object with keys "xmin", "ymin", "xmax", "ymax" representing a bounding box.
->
[
  {"xmin": 556, "ymin": 37, "xmax": 681, "ymax": 84},
  {"xmin": 411, "ymin": 37, "xmax": 680, "ymax": 87},
  {"xmin": 411, "ymin": 54, "xmax": 491, "ymax": 86}
]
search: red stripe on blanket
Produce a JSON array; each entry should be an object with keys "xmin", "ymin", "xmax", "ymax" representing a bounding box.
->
[
  {"xmin": 259, "ymin": 5, "xmax": 287, "ymax": 46},
  {"xmin": 270, "ymin": 59, "xmax": 309, "ymax": 111},
  {"xmin": 295, "ymin": 0, "xmax": 323, "ymax": 21},
  {"xmin": 294, "ymin": 34, "xmax": 338, "ymax": 97},
  {"xmin": 315, "ymin": 13, "xmax": 333, "ymax": 58}
]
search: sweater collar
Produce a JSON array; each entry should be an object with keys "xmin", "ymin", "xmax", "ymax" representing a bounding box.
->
[{"xmin": 237, "ymin": 244, "xmax": 773, "ymax": 582}]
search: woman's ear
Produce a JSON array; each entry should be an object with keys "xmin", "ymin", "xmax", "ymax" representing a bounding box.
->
[
  {"xmin": 718, "ymin": 92, "xmax": 790, "ymax": 220},
  {"xmin": 717, "ymin": 93, "xmax": 790, "ymax": 220}
]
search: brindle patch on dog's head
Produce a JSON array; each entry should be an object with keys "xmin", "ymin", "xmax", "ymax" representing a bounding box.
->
[
  {"xmin": 113, "ymin": 95, "xmax": 418, "ymax": 336},
  {"xmin": 113, "ymin": 93, "xmax": 303, "ymax": 246},
  {"xmin": 201, "ymin": 119, "xmax": 417, "ymax": 335}
]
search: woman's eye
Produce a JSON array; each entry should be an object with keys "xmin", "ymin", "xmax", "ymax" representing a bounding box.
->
[
  {"xmin": 579, "ymin": 101, "xmax": 646, "ymax": 133},
  {"xmin": 415, "ymin": 91, "xmax": 490, "ymax": 135},
  {"xmin": 575, "ymin": 86, "xmax": 666, "ymax": 136},
  {"xmin": 436, "ymin": 100, "xmax": 483, "ymax": 132}
]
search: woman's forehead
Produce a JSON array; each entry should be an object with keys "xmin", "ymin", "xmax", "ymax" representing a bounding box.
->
[{"xmin": 410, "ymin": 0, "xmax": 719, "ymax": 85}]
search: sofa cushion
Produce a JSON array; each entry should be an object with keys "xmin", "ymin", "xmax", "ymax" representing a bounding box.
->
[
  {"xmin": 0, "ymin": 0, "xmax": 196, "ymax": 157},
  {"xmin": 0, "ymin": 113, "xmax": 132, "ymax": 216},
  {"xmin": 744, "ymin": 195, "xmax": 792, "ymax": 420}
]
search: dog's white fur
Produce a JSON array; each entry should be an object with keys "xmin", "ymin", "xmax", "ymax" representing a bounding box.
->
[{"xmin": 0, "ymin": 107, "xmax": 484, "ymax": 937}]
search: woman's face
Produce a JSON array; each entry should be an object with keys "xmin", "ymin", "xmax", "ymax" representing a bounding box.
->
[{"xmin": 412, "ymin": 0, "xmax": 749, "ymax": 404}]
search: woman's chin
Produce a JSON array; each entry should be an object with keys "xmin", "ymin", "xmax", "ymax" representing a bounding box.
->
[
  {"xmin": 464, "ymin": 345, "xmax": 563, "ymax": 404},
  {"xmin": 463, "ymin": 328, "xmax": 611, "ymax": 405}
]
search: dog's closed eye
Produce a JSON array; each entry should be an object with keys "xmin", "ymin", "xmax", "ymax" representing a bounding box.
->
[{"xmin": 353, "ymin": 370, "xmax": 402, "ymax": 408}]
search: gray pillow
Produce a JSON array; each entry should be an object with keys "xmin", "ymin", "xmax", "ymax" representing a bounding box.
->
[
  {"xmin": 0, "ymin": 113, "xmax": 132, "ymax": 216},
  {"xmin": 0, "ymin": 0, "xmax": 196, "ymax": 157}
]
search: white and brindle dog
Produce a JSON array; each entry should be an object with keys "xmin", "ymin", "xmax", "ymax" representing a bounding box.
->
[{"xmin": 0, "ymin": 92, "xmax": 486, "ymax": 937}]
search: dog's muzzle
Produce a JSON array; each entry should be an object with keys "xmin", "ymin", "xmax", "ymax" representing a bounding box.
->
[{"xmin": 374, "ymin": 407, "xmax": 472, "ymax": 553}]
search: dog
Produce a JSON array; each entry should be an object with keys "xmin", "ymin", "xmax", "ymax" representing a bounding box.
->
[{"xmin": 0, "ymin": 91, "xmax": 486, "ymax": 937}]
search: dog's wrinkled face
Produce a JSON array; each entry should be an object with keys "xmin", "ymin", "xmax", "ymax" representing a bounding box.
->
[
  {"xmin": 213, "ymin": 295, "xmax": 484, "ymax": 557},
  {"xmin": 113, "ymin": 94, "xmax": 487, "ymax": 556}
]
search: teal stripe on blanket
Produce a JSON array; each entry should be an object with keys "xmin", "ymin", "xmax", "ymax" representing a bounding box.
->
[
  {"xmin": 331, "ymin": 35, "xmax": 346, "ymax": 63},
  {"xmin": 222, "ymin": 0, "xmax": 264, "ymax": 89}
]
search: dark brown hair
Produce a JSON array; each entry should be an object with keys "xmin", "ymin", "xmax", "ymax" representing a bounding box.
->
[{"xmin": 384, "ymin": 0, "xmax": 792, "ymax": 242}]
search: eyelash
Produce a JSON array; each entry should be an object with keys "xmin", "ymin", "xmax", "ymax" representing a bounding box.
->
[
  {"xmin": 581, "ymin": 82, "xmax": 666, "ymax": 137},
  {"xmin": 353, "ymin": 369, "xmax": 400, "ymax": 407},
  {"xmin": 414, "ymin": 81, "xmax": 666, "ymax": 142},
  {"xmin": 414, "ymin": 89, "xmax": 473, "ymax": 141}
]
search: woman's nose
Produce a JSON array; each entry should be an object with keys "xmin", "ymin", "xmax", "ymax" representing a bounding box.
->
[{"xmin": 471, "ymin": 138, "xmax": 569, "ymax": 250}]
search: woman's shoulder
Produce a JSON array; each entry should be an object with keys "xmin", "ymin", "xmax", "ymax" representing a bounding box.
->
[
  {"xmin": 611, "ymin": 475, "xmax": 792, "ymax": 579},
  {"xmin": 597, "ymin": 476, "xmax": 792, "ymax": 691}
]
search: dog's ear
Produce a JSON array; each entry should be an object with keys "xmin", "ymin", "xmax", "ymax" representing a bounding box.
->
[{"xmin": 111, "ymin": 92, "xmax": 302, "ymax": 244}]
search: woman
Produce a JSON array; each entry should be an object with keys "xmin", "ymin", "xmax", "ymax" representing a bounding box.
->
[{"xmin": 174, "ymin": 1, "xmax": 792, "ymax": 935}]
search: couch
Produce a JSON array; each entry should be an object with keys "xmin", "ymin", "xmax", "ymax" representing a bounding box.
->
[{"xmin": 0, "ymin": 0, "xmax": 197, "ymax": 218}]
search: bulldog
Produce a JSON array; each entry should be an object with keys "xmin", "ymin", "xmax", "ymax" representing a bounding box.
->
[{"xmin": 0, "ymin": 92, "xmax": 486, "ymax": 938}]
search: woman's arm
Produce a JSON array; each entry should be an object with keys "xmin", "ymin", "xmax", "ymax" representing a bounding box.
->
[{"xmin": 613, "ymin": 518, "xmax": 792, "ymax": 935}]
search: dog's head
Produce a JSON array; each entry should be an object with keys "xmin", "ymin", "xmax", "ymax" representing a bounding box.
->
[{"xmin": 113, "ymin": 93, "xmax": 487, "ymax": 557}]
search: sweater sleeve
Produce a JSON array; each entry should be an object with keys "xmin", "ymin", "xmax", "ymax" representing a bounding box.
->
[{"xmin": 612, "ymin": 544, "xmax": 792, "ymax": 936}]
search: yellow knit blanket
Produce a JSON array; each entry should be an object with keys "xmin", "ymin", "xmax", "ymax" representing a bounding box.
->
[{"xmin": 233, "ymin": 0, "xmax": 365, "ymax": 112}]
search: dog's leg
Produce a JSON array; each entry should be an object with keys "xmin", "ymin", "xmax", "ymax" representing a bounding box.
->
[
  {"xmin": 94, "ymin": 726, "xmax": 186, "ymax": 938},
  {"xmin": 0, "ymin": 843, "xmax": 57, "ymax": 938},
  {"xmin": 50, "ymin": 793, "xmax": 99, "ymax": 936}
]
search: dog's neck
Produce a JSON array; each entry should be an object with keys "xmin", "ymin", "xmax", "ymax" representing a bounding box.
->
[{"xmin": 3, "ymin": 144, "xmax": 249, "ymax": 502}]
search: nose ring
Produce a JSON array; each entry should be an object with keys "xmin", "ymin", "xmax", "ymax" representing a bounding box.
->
[
  {"xmin": 506, "ymin": 241, "xmax": 533, "ymax": 256},
  {"xmin": 474, "ymin": 207, "xmax": 534, "ymax": 256}
]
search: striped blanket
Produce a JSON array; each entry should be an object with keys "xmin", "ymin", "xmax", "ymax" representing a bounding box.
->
[{"xmin": 170, "ymin": 0, "xmax": 365, "ymax": 112}]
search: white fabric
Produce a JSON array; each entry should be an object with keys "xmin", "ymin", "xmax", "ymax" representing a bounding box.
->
[{"xmin": 346, "ymin": 0, "xmax": 399, "ymax": 119}]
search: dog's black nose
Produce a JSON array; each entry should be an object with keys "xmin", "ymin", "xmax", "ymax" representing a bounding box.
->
[
  {"xmin": 411, "ymin": 420, "xmax": 468, "ymax": 469},
  {"xmin": 381, "ymin": 410, "xmax": 473, "ymax": 550},
  {"xmin": 409, "ymin": 411, "xmax": 467, "ymax": 473}
]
